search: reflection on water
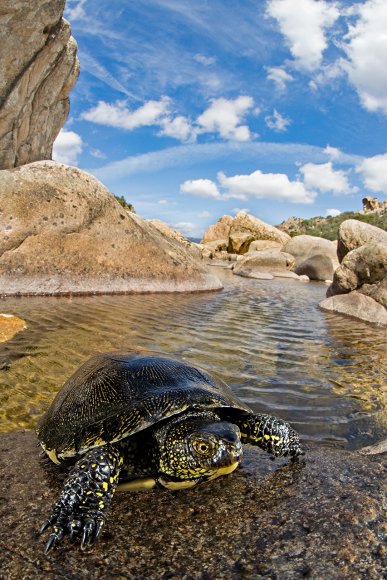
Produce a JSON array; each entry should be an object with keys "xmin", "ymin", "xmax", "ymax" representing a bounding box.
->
[{"xmin": 0, "ymin": 269, "xmax": 386, "ymax": 449}]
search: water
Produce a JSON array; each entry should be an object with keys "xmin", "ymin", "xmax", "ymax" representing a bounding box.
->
[{"xmin": 0, "ymin": 269, "xmax": 386, "ymax": 449}]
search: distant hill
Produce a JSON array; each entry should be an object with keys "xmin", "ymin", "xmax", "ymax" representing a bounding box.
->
[
  {"xmin": 277, "ymin": 197, "xmax": 387, "ymax": 240},
  {"xmin": 277, "ymin": 211, "xmax": 387, "ymax": 240}
]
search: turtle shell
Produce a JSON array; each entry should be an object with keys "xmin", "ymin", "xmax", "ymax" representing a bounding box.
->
[{"xmin": 37, "ymin": 352, "xmax": 251, "ymax": 461}]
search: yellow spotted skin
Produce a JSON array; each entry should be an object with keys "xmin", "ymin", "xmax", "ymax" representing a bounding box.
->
[
  {"xmin": 237, "ymin": 413, "xmax": 302, "ymax": 458},
  {"xmin": 40, "ymin": 446, "xmax": 123, "ymax": 553}
]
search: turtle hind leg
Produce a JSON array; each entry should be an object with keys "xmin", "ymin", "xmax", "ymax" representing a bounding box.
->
[
  {"xmin": 40, "ymin": 445, "xmax": 123, "ymax": 552},
  {"xmin": 235, "ymin": 413, "xmax": 303, "ymax": 459}
]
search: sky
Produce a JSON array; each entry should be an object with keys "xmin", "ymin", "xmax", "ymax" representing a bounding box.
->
[{"xmin": 53, "ymin": 0, "xmax": 387, "ymax": 238}]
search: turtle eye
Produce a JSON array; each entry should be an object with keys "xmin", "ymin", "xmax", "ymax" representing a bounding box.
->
[{"xmin": 193, "ymin": 439, "xmax": 213, "ymax": 456}]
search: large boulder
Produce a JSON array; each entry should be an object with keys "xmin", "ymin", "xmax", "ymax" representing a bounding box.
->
[
  {"xmin": 247, "ymin": 240, "xmax": 283, "ymax": 253},
  {"xmin": 201, "ymin": 215, "xmax": 233, "ymax": 244},
  {"xmin": 0, "ymin": 1, "xmax": 79, "ymax": 169},
  {"xmin": 228, "ymin": 212, "xmax": 290, "ymax": 254},
  {"xmin": 284, "ymin": 235, "xmax": 339, "ymax": 281},
  {"xmin": 233, "ymin": 250, "xmax": 295, "ymax": 279},
  {"xmin": 327, "ymin": 243, "xmax": 387, "ymax": 297},
  {"xmin": 319, "ymin": 292, "xmax": 387, "ymax": 326},
  {"xmin": 337, "ymin": 219, "xmax": 387, "ymax": 262},
  {"xmin": 0, "ymin": 161, "xmax": 222, "ymax": 295}
]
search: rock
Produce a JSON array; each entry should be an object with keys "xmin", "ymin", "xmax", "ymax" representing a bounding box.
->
[
  {"xmin": 295, "ymin": 254, "xmax": 337, "ymax": 281},
  {"xmin": 327, "ymin": 243, "xmax": 387, "ymax": 298},
  {"xmin": 337, "ymin": 219, "xmax": 387, "ymax": 262},
  {"xmin": 359, "ymin": 437, "xmax": 387, "ymax": 455},
  {"xmin": 228, "ymin": 231, "xmax": 255, "ymax": 254},
  {"xmin": 228, "ymin": 212, "xmax": 290, "ymax": 254},
  {"xmin": 272, "ymin": 270, "xmax": 300, "ymax": 279},
  {"xmin": 201, "ymin": 239, "xmax": 229, "ymax": 253},
  {"xmin": 276, "ymin": 216, "xmax": 305, "ymax": 236},
  {"xmin": 1, "ymin": 431, "xmax": 386, "ymax": 578},
  {"xmin": 148, "ymin": 219, "xmax": 202, "ymax": 258},
  {"xmin": 284, "ymin": 235, "xmax": 338, "ymax": 267},
  {"xmin": 0, "ymin": 1, "xmax": 80, "ymax": 169},
  {"xmin": 0, "ymin": 161, "xmax": 222, "ymax": 295},
  {"xmin": 319, "ymin": 292, "xmax": 387, "ymax": 326},
  {"xmin": 233, "ymin": 250, "xmax": 295, "ymax": 279},
  {"xmin": 201, "ymin": 215, "xmax": 233, "ymax": 244},
  {"xmin": 362, "ymin": 196, "xmax": 387, "ymax": 214},
  {"xmin": 0, "ymin": 314, "xmax": 26, "ymax": 343},
  {"xmin": 359, "ymin": 277, "xmax": 387, "ymax": 309},
  {"xmin": 247, "ymin": 240, "xmax": 283, "ymax": 253},
  {"xmin": 299, "ymin": 275, "xmax": 310, "ymax": 282}
]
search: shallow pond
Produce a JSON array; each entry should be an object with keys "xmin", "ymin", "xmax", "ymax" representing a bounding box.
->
[{"xmin": 0, "ymin": 269, "xmax": 386, "ymax": 449}]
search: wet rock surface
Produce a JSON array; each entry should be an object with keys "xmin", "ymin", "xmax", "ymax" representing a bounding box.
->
[{"xmin": 1, "ymin": 431, "xmax": 386, "ymax": 579}]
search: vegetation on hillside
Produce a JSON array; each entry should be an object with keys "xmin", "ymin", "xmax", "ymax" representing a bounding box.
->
[
  {"xmin": 114, "ymin": 195, "xmax": 135, "ymax": 213},
  {"xmin": 282, "ymin": 211, "xmax": 387, "ymax": 240}
]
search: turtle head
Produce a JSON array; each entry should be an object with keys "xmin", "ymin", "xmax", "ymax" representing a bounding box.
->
[{"xmin": 155, "ymin": 413, "xmax": 243, "ymax": 488}]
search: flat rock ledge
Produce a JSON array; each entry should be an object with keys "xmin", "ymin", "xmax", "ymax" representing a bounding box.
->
[{"xmin": 1, "ymin": 431, "xmax": 386, "ymax": 579}]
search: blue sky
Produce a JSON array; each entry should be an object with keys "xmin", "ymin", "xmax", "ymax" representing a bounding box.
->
[{"xmin": 53, "ymin": 0, "xmax": 387, "ymax": 238}]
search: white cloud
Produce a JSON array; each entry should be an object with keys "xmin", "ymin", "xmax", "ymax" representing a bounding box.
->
[
  {"xmin": 326, "ymin": 208, "xmax": 342, "ymax": 217},
  {"xmin": 324, "ymin": 145, "xmax": 341, "ymax": 160},
  {"xmin": 81, "ymin": 97, "xmax": 171, "ymax": 130},
  {"xmin": 341, "ymin": 0, "xmax": 387, "ymax": 114},
  {"xmin": 300, "ymin": 162, "xmax": 357, "ymax": 194},
  {"xmin": 159, "ymin": 115, "xmax": 196, "ymax": 142},
  {"xmin": 218, "ymin": 170, "xmax": 316, "ymax": 203},
  {"xmin": 52, "ymin": 129, "xmax": 83, "ymax": 166},
  {"xmin": 196, "ymin": 96, "xmax": 255, "ymax": 141},
  {"xmin": 180, "ymin": 179, "xmax": 222, "ymax": 199},
  {"xmin": 194, "ymin": 54, "xmax": 216, "ymax": 66},
  {"xmin": 357, "ymin": 153, "xmax": 387, "ymax": 193},
  {"xmin": 265, "ymin": 109, "xmax": 291, "ymax": 132},
  {"xmin": 266, "ymin": 66, "xmax": 294, "ymax": 92},
  {"xmin": 198, "ymin": 210, "xmax": 212, "ymax": 218},
  {"xmin": 266, "ymin": 0, "xmax": 339, "ymax": 71}
]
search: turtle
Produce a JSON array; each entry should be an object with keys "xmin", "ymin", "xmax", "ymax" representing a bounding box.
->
[{"xmin": 37, "ymin": 351, "xmax": 303, "ymax": 552}]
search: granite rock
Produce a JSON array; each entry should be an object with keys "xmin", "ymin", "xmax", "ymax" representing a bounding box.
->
[
  {"xmin": 233, "ymin": 250, "xmax": 296, "ymax": 279},
  {"xmin": 0, "ymin": 431, "xmax": 386, "ymax": 579},
  {"xmin": 0, "ymin": 161, "xmax": 222, "ymax": 295},
  {"xmin": 337, "ymin": 219, "xmax": 387, "ymax": 262},
  {"xmin": 0, "ymin": 0, "xmax": 79, "ymax": 169},
  {"xmin": 319, "ymin": 292, "xmax": 387, "ymax": 326}
]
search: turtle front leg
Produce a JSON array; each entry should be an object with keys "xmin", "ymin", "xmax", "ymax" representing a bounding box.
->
[
  {"xmin": 235, "ymin": 413, "xmax": 303, "ymax": 459},
  {"xmin": 40, "ymin": 445, "xmax": 123, "ymax": 552}
]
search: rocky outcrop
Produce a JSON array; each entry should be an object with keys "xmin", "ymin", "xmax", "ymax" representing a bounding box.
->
[
  {"xmin": 201, "ymin": 215, "xmax": 233, "ymax": 244},
  {"xmin": 233, "ymin": 250, "xmax": 296, "ymax": 279},
  {"xmin": 337, "ymin": 219, "xmax": 387, "ymax": 262},
  {"xmin": 0, "ymin": 1, "xmax": 79, "ymax": 169},
  {"xmin": 0, "ymin": 314, "xmax": 26, "ymax": 343},
  {"xmin": 0, "ymin": 161, "xmax": 222, "ymax": 295},
  {"xmin": 319, "ymin": 292, "xmax": 387, "ymax": 326},
  {"xmin": 322, "ymin": 220, "xmax": 387, "ymax": 325},
  {"xmin": 362, "ymin": 196, "xmax": 387, "ymax": 214},
  {"xmin": 201, "ymin": 212, "xmax": 289, "ymax": 257},
  {"xmin": 2, "ymin": 431, "xmax": 386, "ymax": 579},
  {"xmin": 327, "ymin": 243, "xmax": 387, "ymax": 297},
  {"xmin": 284, "ymin": 235, "xmax": 339, "ymax": 281},
  {"xmin": 248, "ymin": 240, "xmax": 283, "ymax": 253}
]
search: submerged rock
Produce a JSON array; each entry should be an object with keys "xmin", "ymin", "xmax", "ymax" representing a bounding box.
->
[
  {"xmin": 0, "ymin": 314, "xmax": 26, "ymax": 343},
  {"xmin": 0, "ymin": 161, "xmax": 222, "ymax": 295},
  {"xmin": 0, "ymin": 1, "xmax": 79, "ymax": 169},
  {"xmin": 1, "ymin": 431, "xmax": 385, "ymax": 578}
]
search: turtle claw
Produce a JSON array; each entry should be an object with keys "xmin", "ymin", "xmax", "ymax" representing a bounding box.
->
[{"xmin": 45, "ymin": 528, "xmax": 64, "ymax": 554}]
